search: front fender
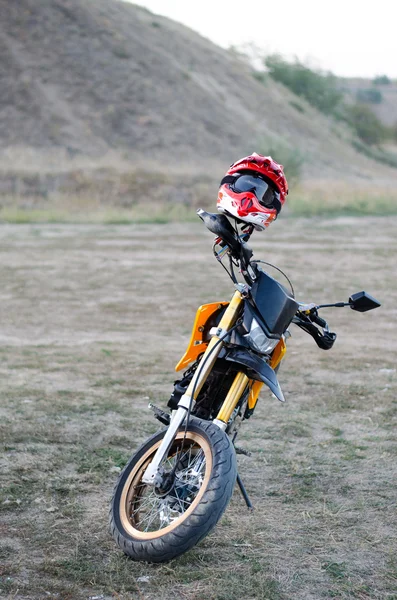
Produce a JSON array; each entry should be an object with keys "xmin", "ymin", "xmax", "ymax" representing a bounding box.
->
[{"xmin": 224, "ymin": 348, "xmax": 285, "ymax": 402}]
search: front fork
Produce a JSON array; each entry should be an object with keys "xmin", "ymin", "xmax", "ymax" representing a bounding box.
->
[{"xmin": 142, "ymin": 290, "xmax": 244, "ymax": 485}]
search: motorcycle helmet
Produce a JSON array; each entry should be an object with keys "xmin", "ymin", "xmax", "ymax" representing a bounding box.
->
[{"xmin": 217, "ymin": 153, "xmax": 288, "ymax": 230}]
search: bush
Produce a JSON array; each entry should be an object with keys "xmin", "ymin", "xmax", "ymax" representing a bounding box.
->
[
  {"xmin": 346, "ymin": 104, "xmax": 388, "ymax": 145},
  {"xmin": 356, "ymin": 88, "xmax": 383, "ymax": 104},
  {"xmin": 352, "ymin": 140, "xmax": 397, "ymax": 169},
  {"xmin": 252, "ymin": 70, "xmax": 267, "ymax": 84},
  {"xmin": 264, "ymin": 54, "xmax": 343, "ymax": 116},
  {"xmin": 391, "ymin": 121, "xmax": 397, "ymax": 144},
  {"xmin": 289, "ymin": 100, "xmax": 305, "ymax": 113},
  {"xmin": 373, "ymin": 74, "xmax": 391, "ymax": 85}
]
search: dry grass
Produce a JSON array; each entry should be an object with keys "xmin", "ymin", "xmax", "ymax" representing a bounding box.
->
[
  {"xmin": 0, "ymin": 216, "xmax": 396, "ymax": 600},
  {"xmin": 1, "ymin": 176, "xmax": 397, "ymax": 226},
  {"xmin": 289, "ymin": 180, "xmax": 397, "ymax": 216},
  {"xmin": 0, "ymin": 201, "xmax": 197, "ymax": 225}
]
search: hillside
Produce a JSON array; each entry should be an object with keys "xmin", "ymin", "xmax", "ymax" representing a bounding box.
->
[
  {"xmin": 341, "ymin": 77, "xmax": 397, "ymax": 127},
  {"xmin": 1, "ymin": 0, "xmax": 397, "ymax": 205}
]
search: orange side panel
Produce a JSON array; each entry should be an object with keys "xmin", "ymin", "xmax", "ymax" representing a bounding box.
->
[
  {"xmin": 270, "ymin": 337, "xmax": 287, "ymax": 369},
  {"xmin": 248, "ymin": 380, "xmax": 264, "ymax": 410},
  {"xmin": 175, "ymin": 302, "xmax": 229, "ymax": 372}
]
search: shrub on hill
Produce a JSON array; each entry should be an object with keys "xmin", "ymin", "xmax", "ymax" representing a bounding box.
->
[
  {"xmin": 352, "ymin": 140, "xmax": 397, "ymax": 169},
  {"xmin": 356, "ymin": 88, "xmax": 383, "ymax": 104},
  {"xmin": 373, "ymin": 74, "xmax": 391, "ymax": 85},
  {"xmin": 262, "ymin": 54, "xmax": 392, "ymax": 154},
  {"xmin": 264, "ymin": 54, "xmax": 343, "ymax": 116},
  {"xmin": 346, "ymin": 104, "xmax": 388, "ymax": 145},
  {"xmin": 393, "ymin": 122, "xmax": 397, "ymax": 143}
]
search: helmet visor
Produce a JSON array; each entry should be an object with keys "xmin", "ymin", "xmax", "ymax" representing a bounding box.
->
[{"xmin": 232, "ymin": 174, "xmax": 280, "ymax": 209}]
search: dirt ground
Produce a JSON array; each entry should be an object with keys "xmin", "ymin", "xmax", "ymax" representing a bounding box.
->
[{"xmin": 1, "ymin": 216, "xmax": 396, "ymax": 600}]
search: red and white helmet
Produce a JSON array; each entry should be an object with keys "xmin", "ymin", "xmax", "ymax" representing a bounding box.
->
[{"xmin": 217, "ymin": 153, "xmax": 288, "ymax": 230}]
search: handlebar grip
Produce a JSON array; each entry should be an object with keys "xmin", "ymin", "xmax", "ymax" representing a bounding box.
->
[
  {"xmin": 311, "ymin": 313, "xmax": 327, "ymax": 328},
  {"xmin": 317, "ymin": 330, "xmax": 336, "ymax": 350}
]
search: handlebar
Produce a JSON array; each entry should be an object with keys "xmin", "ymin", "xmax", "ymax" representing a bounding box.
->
[{"xmin": 197, "ymin": 208, "xmax": 344, "ymax": 351}]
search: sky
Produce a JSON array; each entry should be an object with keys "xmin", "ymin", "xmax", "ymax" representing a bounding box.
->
[{"xmin": 128, "ymin": 0, "xmax": 397, "ymax": 79}]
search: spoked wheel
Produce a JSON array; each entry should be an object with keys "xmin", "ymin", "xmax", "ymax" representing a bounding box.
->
[
  {"xmin": 110, "ymin": 418, "xmax": 237, "ymax": 563},
  {"xmin": 124, "ymin": 435, "xmax": 209, "ymax": 535}
]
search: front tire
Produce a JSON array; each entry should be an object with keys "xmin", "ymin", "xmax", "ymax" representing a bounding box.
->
[{"xmin": 109, "ymin": 417, "xmax": 237, "ymax": 563}]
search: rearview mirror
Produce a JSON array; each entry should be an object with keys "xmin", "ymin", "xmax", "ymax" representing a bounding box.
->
[{"xmin": 349, "ymin": 291, "xmax": 381, "ymax": 312}]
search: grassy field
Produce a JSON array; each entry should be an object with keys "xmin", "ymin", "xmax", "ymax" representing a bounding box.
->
[
  {"xmin": 1, "ymin": 177, "xmax": 397, "ymax": 225},
  {"xmin": 1, "ymin": 216, "xmax": 396, "ymax": 600}
]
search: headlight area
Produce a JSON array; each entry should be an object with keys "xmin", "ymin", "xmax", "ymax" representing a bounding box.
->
[{"xmin": 244, "ymin": 318, "xmax": 280, "ymax": 355}]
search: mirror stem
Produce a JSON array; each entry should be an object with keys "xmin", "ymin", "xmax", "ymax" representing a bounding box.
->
[{"xmin": 316, "ymin": 302, "xmax": 351, "ymax": 309}]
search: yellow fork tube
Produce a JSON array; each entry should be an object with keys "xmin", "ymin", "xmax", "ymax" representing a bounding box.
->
[
  {"xmin": 215, "ymin": 372, "xmax": 250, "ymax": 426},
  {"xmin": 183, "ymin": 290, "xmax": 243, "ymax": 401},
  {"xmin": 142, "ymin": 291, "xmax": 243, "ymax": 484}
]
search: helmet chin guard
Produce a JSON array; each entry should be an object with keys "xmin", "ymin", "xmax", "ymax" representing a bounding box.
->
[
  {"xmin": 217, "ymin": 153, "xmax": 288, "ymax": 231},
  {"xmin": 217, "ymin": 190, "xmax": 276, "ymax": 231}
]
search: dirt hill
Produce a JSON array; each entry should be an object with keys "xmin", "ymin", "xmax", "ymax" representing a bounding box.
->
[{"xmin": 1, "ymin": 0, "xmax": 397, "ymax": 203}]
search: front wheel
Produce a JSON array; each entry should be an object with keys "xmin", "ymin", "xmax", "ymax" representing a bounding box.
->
[{"xmin": 109, "ymin": 417, "xmax": 237, "ymax": 563}]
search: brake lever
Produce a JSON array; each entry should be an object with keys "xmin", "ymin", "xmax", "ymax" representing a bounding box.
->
[{"xmin": 311, "ymin": 312, "xmax": 328, "ymax": 330}]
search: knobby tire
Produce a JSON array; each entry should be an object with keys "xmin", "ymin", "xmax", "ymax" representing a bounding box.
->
[{"xmin": 109, "ymin": 417, "xmax": 237, "ymax": 563}]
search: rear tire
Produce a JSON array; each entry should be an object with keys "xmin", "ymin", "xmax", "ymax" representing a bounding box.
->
[{"xmin": 109, "ymin": 417, "xmax": 237, "ymax": 563}]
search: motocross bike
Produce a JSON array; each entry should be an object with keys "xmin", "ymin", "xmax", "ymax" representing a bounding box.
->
[{"xmin": 109, "ymin": 209, "xmax": 380, "ymax": 563}]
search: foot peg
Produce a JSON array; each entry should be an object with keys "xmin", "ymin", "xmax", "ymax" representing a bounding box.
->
[
  {"xmin": 234, "ymin": 446, "xmax": 252, "ymax": 457},
  {"xmin": 148, "ymin": 403, "xmax": 171, "ymax": 426}
]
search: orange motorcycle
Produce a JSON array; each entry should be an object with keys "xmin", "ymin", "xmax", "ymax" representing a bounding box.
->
[{"xmin": 110, "ymin": 209, "xmax": 380, "ymax": 562}]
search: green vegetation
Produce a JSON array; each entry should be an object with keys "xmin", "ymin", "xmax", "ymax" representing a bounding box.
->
[
  {"xmin": 346, "ymin": 103, "xmax": 388, "ymax": 145},
  {"xmin": 356, "ymin": 87, "xmax": 383, "ymax": 104},
  {"xmin": 322, "ymin": 561, "xmax": 348, "ymax": 581},
  {"xmin": 264, "ymin": 54, "xmax": 343, "ymax": 116},
  {"xmin": 289, "ymin": 183, "xmax": 397, "ymax": 217},
  {"xmin": 373, "ymin": 74, "xmax": 391, "ymax": 85},
  {"xmin": 260, "ymin": 54, "xmax": 397, "ymax": 167},
  {"xmin": 75, "ymin": 447, "xmax": 129, "ymax": 475},
  {"xmin": 112, "ymin": 45, "xmax": 131, "ymax": 59},
  {"xmin": 352, "ymin": 139, "xmax": 397, "ymax": 169},
  {"xmin": 289, "ymin": 99, "xmax": 305, "ymax": 113},
  {"xmin": 2, "ymin": 182, "xmax": 397, "ymax": 224},
  {"xmin": 0, "ymin": 200, "xmax": 199, "ymax": 225},
  {"xmin": 252, "ymin": 70, "xmax": 267, "ymax": 84}
]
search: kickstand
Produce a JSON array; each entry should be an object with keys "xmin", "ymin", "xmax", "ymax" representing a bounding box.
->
[{"xmin": 236, "ymin": 472, "xmax": 254, "ymax": 510}]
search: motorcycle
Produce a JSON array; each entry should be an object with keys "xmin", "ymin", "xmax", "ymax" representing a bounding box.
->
[{"xmin": 109, "ymin": 209, "xmax": 380, "ymax": 563}]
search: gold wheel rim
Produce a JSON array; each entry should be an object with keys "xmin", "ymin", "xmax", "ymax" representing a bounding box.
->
[{"xmin": 120, "ymin": 431, "xmax": 213, "ymax": 540}]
